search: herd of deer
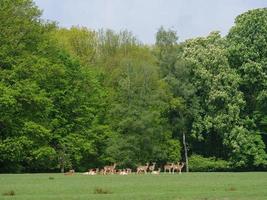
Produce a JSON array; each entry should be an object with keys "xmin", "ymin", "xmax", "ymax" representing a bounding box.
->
[
  {"xmin": 65, "ymin": 162, "xmax": 185, "ymax": 176},
  {"xmin": 136, "ymin": 162, "xmax": 184, "ymax": 175}
]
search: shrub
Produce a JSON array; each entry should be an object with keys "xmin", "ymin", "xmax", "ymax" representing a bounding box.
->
[
  {"xmin": 94, "ymin": 187, "xmax": 113, "ymax": 194},
  {"xmin": 2, "ymin": 190, "xmax": 15, "ymax": 196},
  {"xmin": 189, "ymin": 154, "xmax": 230, "ymax": 172}
]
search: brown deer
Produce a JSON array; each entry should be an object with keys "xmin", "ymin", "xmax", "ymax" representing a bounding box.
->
[
  {"xmin": 148, "ymin": 162, "xmax": 156, "ymax": 173},
  {"xmin": 136, "ymin": 163, "xmax": 149, "ymax": 174},
  {"xmin": 172, "ymin": 162, "xmax": 185, "ymax": 174},
  {"xmin": 99, "ymin": 169, "xmax": 105, "ymax": 175},
  {"xmin": 164, "ymin": 163, "xmax": 174, "ymax": 173},
  {"xmin": 103, "ymin": 163, "xmax": 117, "ymax": 175},
  {"xmin": 126, "ymin": 168, "xmax": 132, "ymax": 174}
]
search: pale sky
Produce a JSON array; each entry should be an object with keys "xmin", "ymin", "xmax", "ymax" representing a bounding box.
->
[{"xmin": 34, "ymin": 0, "xmax": 267, "ymax": 44}]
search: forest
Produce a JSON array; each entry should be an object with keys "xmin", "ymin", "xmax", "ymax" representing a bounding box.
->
[{"xmin": 0, "ymin": 0, "xmax": 267, "ymax": 173}]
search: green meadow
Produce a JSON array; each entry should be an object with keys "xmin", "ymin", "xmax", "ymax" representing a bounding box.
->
[{"xmin": 1, "ymin": 172, "xmax": 267, "ymax": 200}]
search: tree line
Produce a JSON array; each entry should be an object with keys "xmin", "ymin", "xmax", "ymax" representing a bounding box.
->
[{"xmin": 0, "ymin": 0, "xmax": 266, "ymax": 173}]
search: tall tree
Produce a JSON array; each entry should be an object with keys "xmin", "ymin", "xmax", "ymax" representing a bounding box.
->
[
  {"xmin": 0, "ymin": 0, "xmax": 105, "ymax": 172},
  {"xmin": 104, "ymin": 45, "xmax": 179, "ymax": 167},
  {"xmin": 155, "ymin": 27, "xmax": 191, "ymax": 171},
  {"xmin": 183, "ymin": 32, "xmax": 266, "ymax": 168},
  {"xmin": 51, "ymin": 27, "xmax": 98, "ymax": 66},
  {"xmin": 227, "ymin": 9, "xmax": 267, "ymax": 163}
]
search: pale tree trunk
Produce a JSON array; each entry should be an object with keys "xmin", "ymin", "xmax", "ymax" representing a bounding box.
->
[
  {"xmin": 59, "ymin": 153, "xmax": 65, "ymax": 173},
  {"xmin": 183, "ymin": 132, "xmax": 189, "ymax": 172},
  {"xmin": 59, "ymin": 149, "xmax": 66, "ymax": 173}
]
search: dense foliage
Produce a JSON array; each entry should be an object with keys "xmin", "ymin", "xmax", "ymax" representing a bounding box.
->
[
  {"xmin": 0, "ymin": 1, "xmax": 266, "ymax": 172},
  {"xmin": 189, "ymin": 154, "xmax": 229, "ymax": 172}
]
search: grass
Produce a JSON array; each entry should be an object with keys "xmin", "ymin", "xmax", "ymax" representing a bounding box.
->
[{"xmin": 0, "ymin": 172, "xmax": 267, "ymax": 200}]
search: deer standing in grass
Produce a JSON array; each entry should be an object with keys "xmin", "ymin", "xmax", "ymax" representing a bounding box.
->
[
  {"xmin": 136, "ymin": 163, "xmax": 149, "ymax": 174},
  {"xmin": 172, "ymin": 162, "xmax": 184, "ymax": 174},
  {"xmin": 99, "ymin": 169, "xmax": 104, "ymax": 175},
  {"xmin": 164, "ymin": 163, "xmax": 174, "ymax": 173},
  {"xmin": 126, "ymin": 168, "xmax": 132, "ymax": 174},
  {"xmin": 103, "ymin": 163, "xmax": 117, "ymax": 175},
  {"xmin": 148, "ymin": 162, "xmax": 156, "ymax": 173}
]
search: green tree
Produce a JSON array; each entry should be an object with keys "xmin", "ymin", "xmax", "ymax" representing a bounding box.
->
[
  {"xmin": 155, "ymin": 27, "xmax": 179, "ymax": 77},
  {"xmin": 227, "ymin": 9, "xmax": 267, "ymax": 166},
  {"xmin": 52, "ymin": 27, "xmax": 98, "ymax": 66},
  {"xmin": 105, "ymin": 48, "xmax": 177, "ymax": 166},
  {"xmin": 0, "ymin": 0, "xmax": 105, "ymax": 172},
  {"xmin": 155, "ymin": 27, "xmax": 194, "ymax": 171},
  {"xmin": 183, "ymin": 32, "xmax": 266, "ymax": 168}
]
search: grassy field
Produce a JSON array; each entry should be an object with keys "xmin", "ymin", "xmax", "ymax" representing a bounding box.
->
[{"xmin": 0, "ymin": 172, "xmax": 267, "ymax": 200}]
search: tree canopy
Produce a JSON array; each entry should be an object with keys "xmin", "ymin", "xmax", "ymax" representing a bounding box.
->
[{"xmin": 0, "ymin": 1, "xmax": 266, "ymax": 172}]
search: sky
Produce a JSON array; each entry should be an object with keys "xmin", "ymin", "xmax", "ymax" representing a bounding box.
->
[{"xmin": 34, "ymin": 0, "xmax": 267, "ymax": 44}]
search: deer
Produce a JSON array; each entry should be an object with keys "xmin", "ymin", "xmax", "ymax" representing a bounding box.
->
[
  {"xmin": 148, "ymin": 162, "xmax": 156, "ymax": 173},
  {"xmin": 151, "ymin": 168, "xmax": 161, "ymax": 175},
  {"xmin": 64, "ymin": 169, "xmax": 75, "ymax": 175},
  {"xmin": 119, "ymin": 169, "xmax": 128, "ymax": 175},
  {"xmin": 99, "ymin": 169, "xmax": 105, "ymax": 175},
  {"xmin": 172, "ymin": 162, "xmax": 185, "ymax": 174},
  {"xmin": 164, "ymin": 163, "xmax": 174, "ymax": 173},
  {"xmin": 88, "ymin": 169, "xmax": 97, "ymax": 175},
  {"xmin": 136, "ymin": 163, "xmax": 149, "ymax": 174},
  {"xmin": 103, "ymin": 163, "xmax": 117, "ymax": 175},
  {"xmin": 126, "ymin": 168, "xmax": 132, "ymax": 174}
]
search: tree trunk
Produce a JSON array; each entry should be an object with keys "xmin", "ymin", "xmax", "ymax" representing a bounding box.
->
[
  {"xmin": 61, "ymin": 165, "xmax": 64, "ymax": 173},
  {"xmin": 59, "ymin": 150, "xmax": 65, "ymax": 173},
  {"xmin": 60, "ymin": 155, "xmax": 65, "ymax": 173},
  {"xmin": 183, "ymin": 132, "xmax": 189, "ymax": 172}
]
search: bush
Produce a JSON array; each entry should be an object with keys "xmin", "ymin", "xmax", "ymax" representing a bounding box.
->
[
  {"xmin": 2, "ymin": 190, "xmax": 15, "ymax": 196},
  {"xmin": 189, "ymin": 154, "xmax": 230, "ymax": 172},
  {"xmin": 94, "ymin": 187, "xmax": 113, "ymax": 194}
]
